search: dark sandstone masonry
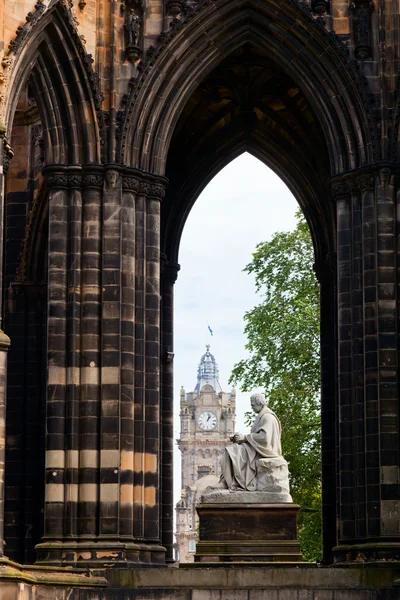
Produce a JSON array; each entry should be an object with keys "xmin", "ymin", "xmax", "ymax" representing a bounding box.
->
[{"xmin": 1, "ymin": 0, "xmax": 400, "ymax": 577}]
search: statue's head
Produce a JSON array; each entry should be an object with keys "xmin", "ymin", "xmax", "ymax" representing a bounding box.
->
[
  {"xmin": 250, "ymin": 392, "xmax": 266, "ymax": 413},
  {"xmin": 105, "ymin": 169, "xmax": 119, "ymax": 189}
]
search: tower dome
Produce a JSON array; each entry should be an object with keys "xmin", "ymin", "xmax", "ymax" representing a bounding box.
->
[{"xmin": 194, "ymin": 345, "xmax": 222, "ymax": 393}]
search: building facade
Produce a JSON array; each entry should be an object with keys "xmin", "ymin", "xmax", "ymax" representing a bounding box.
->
[{"xmin": 174, "ymin": 346, "xmax": 236, "ymax": 563}]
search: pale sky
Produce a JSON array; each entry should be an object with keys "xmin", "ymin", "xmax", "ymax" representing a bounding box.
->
[{"xmin": 173, "ymin": 152, "xmax": 298, "ymax": 505}]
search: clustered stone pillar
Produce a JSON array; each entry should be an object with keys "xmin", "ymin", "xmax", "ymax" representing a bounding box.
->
[
  {"xmin": 332, "ymin": 167, "xmax": 400, "ymax": 562},
  {"xmin": 160, "ymin": 258, "xmax": 180, "ymax": 562},
  {"xmin": 35, "ymin": 166, "xmax": 168, "ymax": 567}
]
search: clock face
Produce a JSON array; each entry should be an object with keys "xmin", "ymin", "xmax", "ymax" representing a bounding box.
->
[{"xmin": 198, "ymin": 411, "xmax": 217, "ymax": 431}]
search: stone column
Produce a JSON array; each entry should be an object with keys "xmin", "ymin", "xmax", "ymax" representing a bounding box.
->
[
  {"xmin": 36, "ymin": 167, "xmax": 168, "ymax": 567},
  {"xmin": 122, "ymin": 170, "xmax": 167, "ymax": 564},
  {"xmin": 318, "ymin": 252, "xmax": 338, "ymax": 565},
  {"xmin": 0, "ymin": 133, "xmax": 13, "ymax": 560},
  {"xmin": 332, "ymin": 167, "xmax": 400, "ymax": 563},
  {"xmin": 78, "ymin": 170, "xmax": 103, "ymax": 540},
  {"xmin": 160, "ymin": 258, "xmax": 180, "ymax": 562},
  {"xmin": 38, "ymin": 167, "xmax": 78, "ymax": 551}
]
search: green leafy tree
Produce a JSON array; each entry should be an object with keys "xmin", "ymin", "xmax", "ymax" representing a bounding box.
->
[{"xmin": 230, "ymin": 210, "xmax": 321, "ymax": 562}]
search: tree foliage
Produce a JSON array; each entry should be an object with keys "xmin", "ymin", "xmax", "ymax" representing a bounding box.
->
[{"xmin": 230, "ymin": 210, "xmax": 321, "ymax": 562}]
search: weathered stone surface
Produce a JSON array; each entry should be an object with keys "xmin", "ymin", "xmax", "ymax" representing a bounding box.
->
[
  {"xmin": 201, "ymin": 491, "xmax": 292, "ymax": 504},
  {"xmin": 194, "ymin": 503, "xmax": 301, "ymax": 563}
]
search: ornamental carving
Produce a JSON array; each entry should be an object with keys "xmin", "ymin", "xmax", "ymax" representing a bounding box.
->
[
  {"xmin": 44, "ymin": 173, "xmax": 69, "ymax": 188},
  {"xmin": 331, "ymin": 172, "xmax": 376, "ymax": 199},
  {"xmin": 167, "ymin": 0, "xmax": 183, "ymax": 17},
  {"xmin": 82, "ymin": 173, "xmax": 103, "ymax": 188},
  {"xmin": 69, "ymin": 173, "xmax": 83, "ymax": 188},
  {"xmin": 350, "ymin": 0, "xmax": 374, "ymax": 61},
  {"xmin": 161, "ymin": 260, "xmax": 180, "ymax": 285},
  {"xmin": 8, "ymin": 0, "xmax": 46, "ymax": 54},
  {"xmin": 349, "ymin": 173, "xmax": 375, "ymax": 191},
  {"xmin": 331, "ymin": 182, "xmax": 351, "ymax": 199},
  {"xmin": 123, "ymin": 176, "xmax": 141, "ymax": 192},
  {"xmin": 123, "ymin": 174, "xmax": 167, "ymax": 198},
  {"xmin": 44, "ymin": 171, "xmax": 104, "ymax": 188},
  {"xmin": 378, "ymin": 167, "xmax": 392, "ymax": 187},
  {"xmin": 3, "ymin": 137, "xmax": 14, "ymax": 175},
  {"xmin": 105, "ymin": 169, "xmax": 120, "ymax": 189},
  {"xmin": 311, "ymin": 0, "xmax": 330, "ymax": 15}
]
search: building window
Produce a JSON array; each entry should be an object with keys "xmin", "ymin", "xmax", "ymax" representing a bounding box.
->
[{"xmin": 189, "ymin": 539, "xmax": 196, "ymax": 552}]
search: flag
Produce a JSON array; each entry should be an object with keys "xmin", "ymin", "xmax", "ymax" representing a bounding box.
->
[{"xmin": 208, "ymin": 325, "xmax": 213, "ymax": 336}]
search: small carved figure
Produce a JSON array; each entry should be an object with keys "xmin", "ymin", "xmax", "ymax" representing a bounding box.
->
[
  {"xmin": 105, "ymin": 169, "xmax": 119, "ymax": 189},
  {"xmin": 351, "ymin": 0, "xmax": 374, "ymax": 60},
  {"xmin": 355, "ymin": 5, "xmax": 370, "ymax": 45},
  {"xmin": 125, "ymin": 8, "xmax": 140, "ymax": 47},
  {"xmin": 379, "ymin": 167, "xmax": 391, "ymax": 187},
  {"xmin": 1, "ymin": 57, "xmax": 12, "ymax": 69},
  {"xmin": 210, "ymin": 393, "xmax": 292, "ymax": 500}
]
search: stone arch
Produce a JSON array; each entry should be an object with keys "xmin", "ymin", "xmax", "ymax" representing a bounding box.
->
[
  {"xmin": 129, "ymin": 1, "xmax": 368, "ymax": 564},
  {"xmin": 3, "ymin": 0, "xmax": 103, "ymax": 164},
  {"xmin": 119, "ymin": 0, "xmax": 376, "ymax": 176}
]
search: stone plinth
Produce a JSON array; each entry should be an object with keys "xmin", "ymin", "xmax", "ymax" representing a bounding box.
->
[{"xmin": 194, "ymin": 492, "xmax": 302, "ymax": 563}]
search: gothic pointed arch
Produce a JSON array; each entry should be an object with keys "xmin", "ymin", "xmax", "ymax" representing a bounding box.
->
[
  {"xmin": 4, "ymin": 0, "xmax": 104, "ymax": 164},
  {"xmin": 118, "ymin": 0, "xmax": 377, "ymax": 176}
]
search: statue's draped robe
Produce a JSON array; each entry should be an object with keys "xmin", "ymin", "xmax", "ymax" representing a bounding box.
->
[{"xmin": 221, "ymin": 406, "xmax": 283, "ymax": 491}]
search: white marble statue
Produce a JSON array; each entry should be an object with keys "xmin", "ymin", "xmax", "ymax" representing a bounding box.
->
[{"xmin": 206, "ymin": 393, "xmax": 292, "ymax": 502}]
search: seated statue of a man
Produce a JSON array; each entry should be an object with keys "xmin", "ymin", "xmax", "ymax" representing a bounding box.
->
[{"xmin": 216, "ymin": 393, "xmax": 292, "ymax": 501}]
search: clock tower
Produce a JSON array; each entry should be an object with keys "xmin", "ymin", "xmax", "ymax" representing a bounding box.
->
[{"xmin": 174, "ymin": 346, "xmax": 236, "ymax": 563}]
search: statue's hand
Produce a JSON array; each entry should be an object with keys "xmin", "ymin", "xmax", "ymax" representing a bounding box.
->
[{"xmin": 232, "ymin": 433, "xmax": 245, "ymax": 444}]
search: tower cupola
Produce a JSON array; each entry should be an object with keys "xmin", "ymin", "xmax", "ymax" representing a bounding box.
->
[{"xmin": 194, "ymin": 345, "xmax": 222, "ymax": 393}]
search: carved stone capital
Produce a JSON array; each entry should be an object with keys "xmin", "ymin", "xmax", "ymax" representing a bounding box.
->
[
  {"xmin": 123, "ymin": 176, "xmax": 141, "ymax": 193},
  {"xmin": 43, "ymin": 169, "xmax": 69, "ymax": 189},
  {"xmin": 43, "ymin": 167, "xmax": 87, "ymax": 189},
  {"xmin": 331, "ymin": 181, "xmax": 351, "ymax": 200},
  {"xmin": 82, "ymin": 173, "xmax": 103, "ymax": 189},
  {"xmin": 68, "ymin": 172, "xmax": 83, "ymax": 188},
  {"xmin": 351, "ymin": 173, "xmax": 375, "ymax": 192},
  {"xmin": 331, "ymin": 169, "xmax": 376, "ymax": 199},
  {"xmin": 43, "ymin": 166, "xmax": 105, "ymax": 189},
  {"xmin": 122, "ymin": 168, "xmax": 168, "ymax": 199},
  {"xmin": 161, "ymin": 260, "xmax": 180, "ymax": 285}
]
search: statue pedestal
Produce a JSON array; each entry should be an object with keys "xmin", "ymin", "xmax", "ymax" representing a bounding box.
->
[{"xmin": 194, "ymin": 492, "xmax": 302, "ymax": 564}]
